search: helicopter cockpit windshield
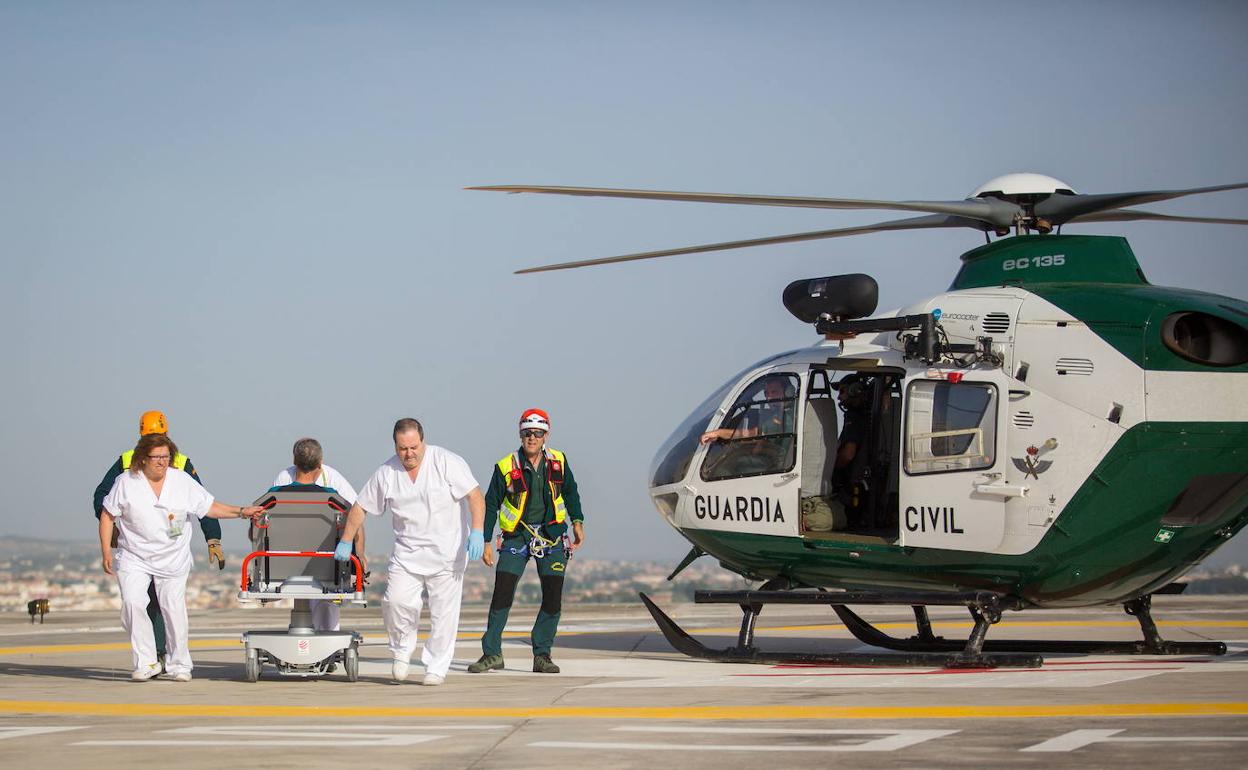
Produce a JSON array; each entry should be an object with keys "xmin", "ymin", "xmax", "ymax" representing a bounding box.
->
[
  {"xmin": 650, "ymin": 369, "xmax": 749, "ymax": 488},
  {"xmin": 649, "ymin": 353, "xmax": 803, "ymax": 489},
  {"xmin": 700, "ymin": 373, "xmax": 800, "ymax": 481}
]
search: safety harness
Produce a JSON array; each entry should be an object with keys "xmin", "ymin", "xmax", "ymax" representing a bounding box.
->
[{"xmin": 501, "ymin": 520, "xmax": 573, "ymax": 559}]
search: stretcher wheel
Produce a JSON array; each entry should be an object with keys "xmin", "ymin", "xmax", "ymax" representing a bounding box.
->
[
  {"xmin": 245, "ymin": 648, "xmax": 261, "ymax": 683},
  {"xmin": 344, "ymin": 646, "xmax": 359, "ymax": 682}
]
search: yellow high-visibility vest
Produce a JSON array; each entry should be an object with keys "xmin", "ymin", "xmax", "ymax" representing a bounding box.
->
[
  {"xmin": 120, "ymin": 449, "xmax": 189, "ymax": 471},
  {"xmin": 496, "ymin": 448, "xmax": 567, "ymax": 534}
]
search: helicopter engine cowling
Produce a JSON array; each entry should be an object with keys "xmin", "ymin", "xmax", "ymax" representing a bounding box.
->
[{"xmin": 782, "ymin": 273, "xmax": 879, "ymax": 324}]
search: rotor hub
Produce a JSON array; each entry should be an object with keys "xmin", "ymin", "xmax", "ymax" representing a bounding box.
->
[{"xmin": 969, "ymin": 173, "xmax": 1077, "ymax": 200}]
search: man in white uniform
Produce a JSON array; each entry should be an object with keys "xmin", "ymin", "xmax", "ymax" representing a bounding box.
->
[
  {"xmin": 337, "ymin": 418, "xmax": 486, "ymax": 686},
  {"xmin": 270, "ymin": 437, "xmax": 363, "ymax": 632}
]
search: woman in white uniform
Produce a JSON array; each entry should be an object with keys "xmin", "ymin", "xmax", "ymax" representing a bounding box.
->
[{"xmin": 100, "ymin": 432, "xmax": 264, "ymax": 681}]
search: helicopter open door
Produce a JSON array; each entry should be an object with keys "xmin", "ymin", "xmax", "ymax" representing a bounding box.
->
[
  {"xmin": 899, "ymin": 369, "xmax": 1010, "ymax": 552},
  {"xmin": 797, "ymin": 368, "xmax": 904, "ymax": 541}
]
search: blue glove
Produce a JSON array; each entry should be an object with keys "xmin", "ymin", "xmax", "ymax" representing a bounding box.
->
[
  {"xmin": 333, "ymin": 540, "xmax": 353, "ymax": 562},
  {"xmin": 466, "ymin": 529, "xmax": 485, "ymax": 560}
]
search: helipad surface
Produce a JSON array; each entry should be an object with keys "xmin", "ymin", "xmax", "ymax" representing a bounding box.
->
[{"xmin": 1, "ymin": 596, "xmax": 1245, "ymax": 769}]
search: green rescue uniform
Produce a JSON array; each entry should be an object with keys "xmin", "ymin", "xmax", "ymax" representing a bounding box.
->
[{"xmin": 481, "ymin": 448, "xmax": 583, "ymax": 658}]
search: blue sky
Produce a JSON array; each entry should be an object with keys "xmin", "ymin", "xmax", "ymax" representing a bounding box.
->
[{"xmin": 1, "ymin": 1, "xmax": 1245, "ymax": 566}]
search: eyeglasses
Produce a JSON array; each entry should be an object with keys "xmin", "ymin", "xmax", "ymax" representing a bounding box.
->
[
  {"xmin": 147, "ymin": 455, "xmax": 171, "ymax": 464},
  {"xmin": 520, "ymin": 430, "xmax": 547, "ymax": 439}
]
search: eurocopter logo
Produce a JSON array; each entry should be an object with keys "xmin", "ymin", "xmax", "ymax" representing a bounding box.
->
[{"xmin": 1012, "ymin": 438, "xmax": 1058, "ymax": 479}]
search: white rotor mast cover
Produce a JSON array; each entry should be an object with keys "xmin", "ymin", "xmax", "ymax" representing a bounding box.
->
[{"xmin": 969, "ymin": 173, "xmax": 1077, "ymax": 199}]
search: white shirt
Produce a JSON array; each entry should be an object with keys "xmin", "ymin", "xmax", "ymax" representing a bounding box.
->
[
  {"xmin": 102, "ymin": 467, "xmax": 215, "ymax": 577},
  {"xmin": 356, "ymin": 445, "xmax": 479, "ymax": 575},
  {"xmin": 272, "ymin": 463, "xmax": 358, "ymax": 504}
]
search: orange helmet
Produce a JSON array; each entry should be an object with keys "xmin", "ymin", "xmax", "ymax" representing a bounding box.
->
[{"xmin": 138, "ymin": 410, "xmax": 168, "ymax": 436}]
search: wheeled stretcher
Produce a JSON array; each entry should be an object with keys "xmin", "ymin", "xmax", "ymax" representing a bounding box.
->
[{"xmin": 237, "ymin": 490, "xmax": 365, "ymax": 681}]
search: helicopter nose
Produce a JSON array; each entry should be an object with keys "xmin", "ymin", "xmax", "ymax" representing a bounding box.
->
[{"xmin": 651, "ymin": 490, "xmax": 679, "ymax": 525}]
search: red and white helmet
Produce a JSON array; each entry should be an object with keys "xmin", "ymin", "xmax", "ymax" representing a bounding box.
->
[{"xmin": 519, "ymin": 408, "xmax": 551, "ymax": 433}]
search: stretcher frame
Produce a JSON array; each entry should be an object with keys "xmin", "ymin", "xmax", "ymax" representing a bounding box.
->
[{"xmin": 236, "ymin": 491, "xmax": 367, "ymax": 682}]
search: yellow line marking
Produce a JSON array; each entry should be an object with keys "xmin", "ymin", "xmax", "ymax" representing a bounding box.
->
[
  {"xmin": 0, "ymin": 640, "xmax": 239, "ymax": 656},
  {"xmin": 0, "ymin": 630, "xmax": 570, "ymax": 656},
  {"xmin": 1, "ymin": 620, "xmax": 1243, "ymax": 656},
  {"xmin": 0, "ymin": 699, "xmax": 1244, "ymax": 720}
]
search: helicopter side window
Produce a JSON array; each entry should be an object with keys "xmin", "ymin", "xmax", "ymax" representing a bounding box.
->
[
  {"xmin": 701, "ymin": 373, "xmax": 799, "ymax": 482},
  {"xmin": 904, "ymin": 380, "xmax": 998, "ymax": 474}
]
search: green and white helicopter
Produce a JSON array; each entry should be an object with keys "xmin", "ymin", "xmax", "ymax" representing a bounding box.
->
[{"xmin": 473, "ymin": 173, "xmax": 1248, "ymax": 668}]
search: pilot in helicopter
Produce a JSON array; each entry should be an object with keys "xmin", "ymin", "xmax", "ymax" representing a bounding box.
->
[{"xmin": 699, "ymin": 375, "xmax": 795, "ymax": 445}]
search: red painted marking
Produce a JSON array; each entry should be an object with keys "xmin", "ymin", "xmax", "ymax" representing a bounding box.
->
[
  {"xmin": 735, "ymin": 666, "xmax": 1182, "ymax": 677},
  {"xmin": 1040, "ymin": 658, "xmax": 1212, "ymax": 667},
  {"xmin": 769, "ymin": 657, "xmax": 1212, "ymax": 671}
]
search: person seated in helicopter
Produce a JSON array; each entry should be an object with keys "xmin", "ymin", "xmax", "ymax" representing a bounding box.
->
[
  {"xmin": 700, "ymin": 375, "xmax": 795, "ymax": 445},
  {"xmin": 699, "ymin": 376, "xmax": 797, "ymax": 479},
  {"xmin": 831, "ymin": 373, "xmax": 872, "ymax": 496}
]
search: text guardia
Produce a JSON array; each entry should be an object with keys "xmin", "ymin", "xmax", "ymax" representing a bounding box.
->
[{"xmin": 694, "ymin": 495, "xmax": 786, "ymax": 523}]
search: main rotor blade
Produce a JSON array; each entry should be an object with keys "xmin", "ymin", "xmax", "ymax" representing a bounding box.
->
[
  {"xmin": 1036, "ymin": 182, "xmax": 1248, "ymax": 224},
  {"xmin": 469, "ymin": 184, "xmax": 1021, "ymax": 229},
  {"xmin": 1067, "ymin": 208, "xmax": 1248, "ymax": 226},
  {"xmin": 514, "ymin": 214, "xmax": 979, "ymax": 274}
]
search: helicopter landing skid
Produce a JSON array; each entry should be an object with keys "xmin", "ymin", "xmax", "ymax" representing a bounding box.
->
[
  {"xmin": 639, "ymin": 591, "xmax": 1042, "ymax": 669},
  {"xmin": 832, "ymin": 595, "xmax": 1227, "ymax": 657}
]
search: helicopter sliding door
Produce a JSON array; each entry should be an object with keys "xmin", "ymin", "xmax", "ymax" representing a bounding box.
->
[
  {"xmin": 899, "ymin": 371, "xmax": 1008, "ymax": 552},
  {"xmin": 689, "ymin": 371, "xmax": 803, "ymax": 539}
]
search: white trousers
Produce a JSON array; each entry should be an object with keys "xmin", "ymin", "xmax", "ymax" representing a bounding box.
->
[
  {"xmin": 310, "ymin": 599, "xmax": 340, "ymax": 632},
  {"xmin": 116, "ymin": 564, "xmax": 191, "ymax": 676},
  {"xmin": 383, "ymin": 564, "xmax": 464, "ymax": 677}
]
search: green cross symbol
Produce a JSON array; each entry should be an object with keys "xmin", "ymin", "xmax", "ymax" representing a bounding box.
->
[{"xmin": 1154, "ymin": 529, "xmax": 1175, "ymax": 543}]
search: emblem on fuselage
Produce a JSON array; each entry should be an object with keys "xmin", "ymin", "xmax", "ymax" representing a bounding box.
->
[{"xmin": 1012, "ymin": 438, "xmax": 1058, "ymax": 479}]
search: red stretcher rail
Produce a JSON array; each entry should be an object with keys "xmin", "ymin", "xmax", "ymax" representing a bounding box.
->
[
  {"xmin": 258, "ymin": 497, "xmax": 350, "ymax": 513},
  {"xmin": 240, "ymin": 551, "xmax": 365, "ymax": 593}
]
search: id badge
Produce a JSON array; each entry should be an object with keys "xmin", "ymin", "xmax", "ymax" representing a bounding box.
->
[{"xmin": 165, "ymin": 511, "xmax": 186, "ymax": 539}]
